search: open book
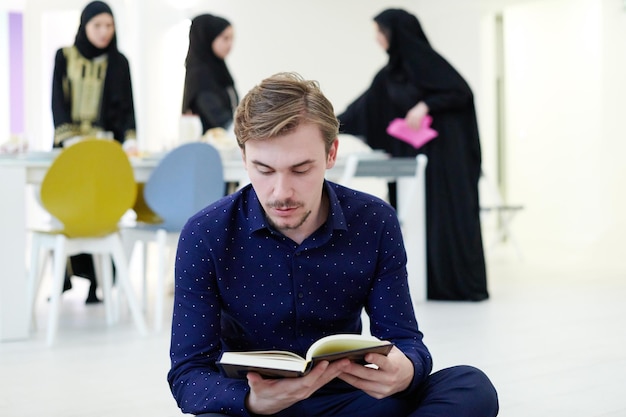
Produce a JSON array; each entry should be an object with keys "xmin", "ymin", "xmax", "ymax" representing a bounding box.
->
[{"xmin": 217, "ymin": 333, "xmax": 393, "ymax": 379}]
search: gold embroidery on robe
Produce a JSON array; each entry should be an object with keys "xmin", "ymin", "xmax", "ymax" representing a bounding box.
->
[{"xmin": 54, "ymin": 46, "xmax": 108, "ymax": 145}]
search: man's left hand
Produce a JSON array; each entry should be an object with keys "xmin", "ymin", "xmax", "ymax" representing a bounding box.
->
[{"xmin": 336, "ymin": 346, "xmax": 414, "ymax": 399}]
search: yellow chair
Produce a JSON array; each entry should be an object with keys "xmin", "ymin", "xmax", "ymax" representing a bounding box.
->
[
  {"xmin": 132, "ymin": 182, "xmax": 162, "ymax": 224},
  {"xmin": 26, "ymin": 139, "xmax": 147, "ymax": 346}
]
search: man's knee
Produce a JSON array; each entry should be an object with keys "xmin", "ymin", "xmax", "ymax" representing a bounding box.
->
[
  {"xmin": 427, "ymin": 365, "xmax": 499, "ymax": 416},
  {"xmin": 451, "ymin": 365, "xmax": 499, "ymax": 415}
]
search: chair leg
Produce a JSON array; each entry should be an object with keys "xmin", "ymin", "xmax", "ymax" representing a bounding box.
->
[
  {"xmin": 99, "ymin": 253, "xmax": 116, "ymax": 325},
  {"xmin": 140, "ymin": 240, "xmax": 148, "ymax": 311},
  {"xmin": 110, "ymin": 235, "xmax": 147, "ymax": 336},
  {"xmin": 122, "ymin": 231, "xmax": 147, "ymax": 310},
  {"xmin": 495, "ymin": 209, "xmax": 524, "ymax": 260},
  {"xmin": 47, "ymin": 236, "xmax": 68, "ymax": 346},
  {"xmin": 26, "ymin": 235, "xmax": 45, "ymax": 330}
]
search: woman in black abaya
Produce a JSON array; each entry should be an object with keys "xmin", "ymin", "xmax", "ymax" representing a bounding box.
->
[
  {"xmin": 338, "ymin": 8, "xmax": 488, "ymax": 301},
  {"xmin": 182, "ymin": 14, "xmax": 238, "ymax": 133},
  {"xmin": 51, "ymin": 1, "xmax": 136, "ymax": 303},
  {"xmin": 52, "ymin": 1, "xmax": 136, "ymax": 147}
]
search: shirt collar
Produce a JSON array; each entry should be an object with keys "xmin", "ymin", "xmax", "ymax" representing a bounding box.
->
[{"xmin": 246, "ymin": 180, "xmax": 348, "ymax": 236}]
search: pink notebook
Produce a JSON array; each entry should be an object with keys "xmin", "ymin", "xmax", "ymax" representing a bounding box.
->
[{"xmin": 386, "ymin": 115, "xmax": 438, "ymax": 149}]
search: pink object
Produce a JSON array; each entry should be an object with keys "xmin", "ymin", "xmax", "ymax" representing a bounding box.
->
[{"xmin": 386, "ymin": 115, "xmax": 438, "ymax": 149}]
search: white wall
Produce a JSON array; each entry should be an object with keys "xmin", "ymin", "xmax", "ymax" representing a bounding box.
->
[
  {"xmin": 493, "ymin": 0, "xmax": 626, "ymax": 262},
  {"xmin": 7, "ymin": 0, "xmax": 626, "ymax": 263},
  {"xmin": 505, "ymin": 0, "xmax": 604, "ymax": 250},
  {"xmin": 600, "ymin": 0, "xmax": 626, "ymax": 258}
]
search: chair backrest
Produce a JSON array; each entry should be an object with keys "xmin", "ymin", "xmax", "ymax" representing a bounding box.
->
[
  {"xmin": 40, "ymin": 139, "xmax": 137, "ymax": 238},
  {"xmin": 132, "ymin": 182, "xmax": 163, "ymax": 224},
  {"xmin": 144, "ymin": 142, "xmax": 224, "ymax": 230}
]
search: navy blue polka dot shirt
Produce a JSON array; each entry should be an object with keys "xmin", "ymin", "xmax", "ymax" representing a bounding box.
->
[{"xmin": 167, "ymin": 181, "xmax": 432, "ymax": 416}]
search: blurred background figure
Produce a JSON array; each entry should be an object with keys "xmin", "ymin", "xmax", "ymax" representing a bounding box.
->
[
  {"xmin": 181, "ymin": 14, "xmax": 238, "ymax": 136},
  {"xmin": 338, "ymin": 8, "xmax": 488, "ymax": 301},
  {"xmin": 50, "ymin": 0, "xmax": 137, "ymax": 303},
  {"xmin": 51, "ymin": 0, "xmax": 136, "ymax": 150}
]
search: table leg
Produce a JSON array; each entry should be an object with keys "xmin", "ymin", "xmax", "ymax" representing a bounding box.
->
[{"xmin": 0, "ymin": 165, "xmax": 31, "ymax": 341}]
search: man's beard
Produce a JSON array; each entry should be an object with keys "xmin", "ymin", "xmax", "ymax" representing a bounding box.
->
[{"xmin": 266, "ymin": 199, "xmax": 311, "ymax": 231}]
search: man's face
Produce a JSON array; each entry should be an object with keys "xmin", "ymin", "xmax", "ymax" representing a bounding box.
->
[{"xmin": 242, "ymin": 123, "xmax": 338, "ymax": 242}]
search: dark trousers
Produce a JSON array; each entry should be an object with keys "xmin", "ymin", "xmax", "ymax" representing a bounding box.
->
[
  {"xmin": 66, "ymin": 253, "xmax": 116, "ymax": 302},
  {"xmin": 197, "ymin": 365, "xmax": 498, "ymax": 417}
]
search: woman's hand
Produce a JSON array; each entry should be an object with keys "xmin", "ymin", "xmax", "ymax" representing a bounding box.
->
[
  {"xmin": 405, "ymin": 101, "xmax": 429, "ymax": 130},
  {"xmin": 122, "ymin": 138, "xmax": 138, "ymax": 157}
]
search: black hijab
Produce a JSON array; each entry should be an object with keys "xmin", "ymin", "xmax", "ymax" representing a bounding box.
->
[
  {"xmin": 374, "ymin": 8, "xmax": 429, "ymax": 75},
  {"xmin": 182, "ymin": 14, "xmax": 235, "ymax": 113},
  {"xmin": 74, "ymin": 1, "xmax": 118, "ymax": 59}
]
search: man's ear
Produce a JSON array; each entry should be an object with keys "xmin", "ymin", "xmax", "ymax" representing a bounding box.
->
[{"xmin": 327, "ymin": 138, "xmax": 339, "ymax": 168}]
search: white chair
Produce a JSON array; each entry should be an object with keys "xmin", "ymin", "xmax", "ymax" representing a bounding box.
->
[
  {"xmin": 335, "ymin": 134, "xmax": 388, "ymax": 201},
  {"xmin": 122, "ymin": 142, "xmax": 225, "ymax": 331},
  {"xmin": 26, "ymin": 139, "xmax": 147, "ymax": 346},
  {"xmin": 479, "ymin": 172, "xmax": 524, "ymax": 259},
  {"xmin": 395, "ymin": 155, "xmax": 428, "ymax": 303}
]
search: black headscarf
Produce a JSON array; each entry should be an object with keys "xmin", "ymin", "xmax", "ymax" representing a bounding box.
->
[
  {"xmin": 373, "ymin": 8, "xmax": 465, "ymax": 92},
  {"xmin": 374, "ymin": 8, "xmax": 429, "ymax": 75},
  {"xmin": 74, "ymin": 1, "xmax": 118, "ymax": 59},
  {"xmin": 182, "ymin": 14, "xmax": 235, "ymax": 113}
]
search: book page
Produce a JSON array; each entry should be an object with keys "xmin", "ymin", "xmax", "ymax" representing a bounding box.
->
[
  {"xmin": 217, "ymin": 362, "xmax": 309, "ymax": 379},
  {"xmin": 218, "ymin": 350, "xmax": 306, "ymax": 371},
  {"xmin": 306, "ymin": 334, "xmax": 390, "ymax": 361}
]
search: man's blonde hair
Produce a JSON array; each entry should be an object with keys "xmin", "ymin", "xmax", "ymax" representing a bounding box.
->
[{"xmin": 234, "ymin": 72, "xmax": 339, "ymax": 153}]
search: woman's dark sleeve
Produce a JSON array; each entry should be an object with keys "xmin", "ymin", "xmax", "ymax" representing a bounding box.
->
[
  {"xmin": 99, "ymin": 53, "xmax": 136, "ymax": 142},
  {"xmin": 51, "ymin": 48, "xmax": 79, "ymax": 147},
  {"xmin": 51, "ymin": 48, "xmax": 71, "ymax": 129},
  {"xmin": 337, "ymin": 90, "xmax": 369, "ymax": 137},
  {"xmin": 194, "ymin": 90, "xmax": 233, "ymax": 131},
  {"xmin": 114, "ymin": 54, "xmax": 137, "ymax": 140}
]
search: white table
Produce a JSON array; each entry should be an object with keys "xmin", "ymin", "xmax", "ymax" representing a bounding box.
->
[{"xmin": 0, "ymin": 152, "xmax": 426, "ymax": 341}]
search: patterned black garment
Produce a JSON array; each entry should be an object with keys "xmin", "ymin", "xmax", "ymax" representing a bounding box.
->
[{"xmin": 51, "ymin": 0, "xmax": 136, "ymax": 147}]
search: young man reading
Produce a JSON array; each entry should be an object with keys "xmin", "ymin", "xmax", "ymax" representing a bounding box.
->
[{"xmin": 167, "ymin": 72, "xmax": 499, "ymax": 417}]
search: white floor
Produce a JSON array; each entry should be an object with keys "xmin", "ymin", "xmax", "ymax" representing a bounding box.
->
[{"xmin": 1, "ymin": 239, "xmax": 625, "ymax": 417}]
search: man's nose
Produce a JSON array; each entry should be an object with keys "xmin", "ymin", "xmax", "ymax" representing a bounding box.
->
[{"xmin": 273, "ymin": 174, "xmax": 294, "ymax": 200}]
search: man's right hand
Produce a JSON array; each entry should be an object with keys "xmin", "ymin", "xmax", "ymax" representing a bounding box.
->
[{"xmin": 245, "ymin": 359, "xmax": 350, "ymax": 415}]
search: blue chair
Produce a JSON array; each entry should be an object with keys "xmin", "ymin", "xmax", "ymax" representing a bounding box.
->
[{"xmin": 122, "ymin": 142, "xmax": 224, "ymax": 331}]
